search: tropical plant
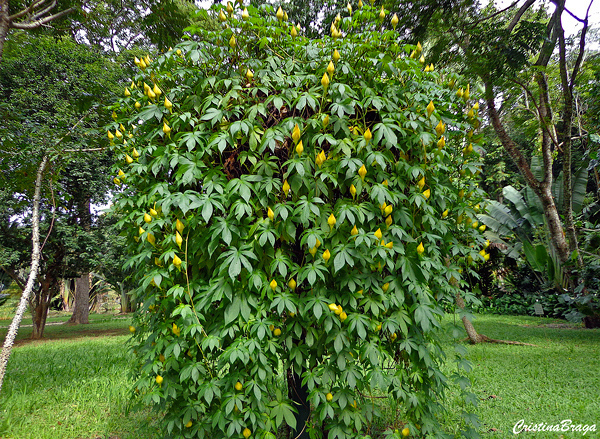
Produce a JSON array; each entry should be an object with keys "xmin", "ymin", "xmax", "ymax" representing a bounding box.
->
[{"xmin": 110, "ymin": 3, "xmax": 487, "ymax": 438}]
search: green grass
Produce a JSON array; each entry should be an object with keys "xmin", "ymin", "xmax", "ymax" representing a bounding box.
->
[
  {"xmin": 439, "ymin": 314, "xmax": 600, "ymax": 438},
  {"xmin": 0, "ymin": 314, "xmax": 598, "ymax": 438}
]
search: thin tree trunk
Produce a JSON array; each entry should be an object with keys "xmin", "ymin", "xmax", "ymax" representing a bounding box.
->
[
  {"xmin": 31, "ymin": 278, "xmax": 53, "ymax": 339},
  {"xmin": 0, "ymin": 155, "xmax": 48, "ymax": 393},
  {"xmin": 455, "ymin": 293, "xmax": 483, "ymax": 344}
]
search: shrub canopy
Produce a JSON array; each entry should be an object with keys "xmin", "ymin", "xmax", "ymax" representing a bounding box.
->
[{"xmin": 110, "ymin": 3, "xmax": 485, "ymax": 438}]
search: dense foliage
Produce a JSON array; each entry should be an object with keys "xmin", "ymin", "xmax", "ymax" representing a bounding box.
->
[{"xmin": 110, "ymin": 3, "xmax": 489, "ymax": 438}]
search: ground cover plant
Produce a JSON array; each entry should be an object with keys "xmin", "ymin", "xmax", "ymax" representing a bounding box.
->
[
  {"xmin": 108, "ymin": 1, "xmax": 489, "ymax": 438},
  {"xmin": 0, "ymin": 315, "xmax": 598, "ymax": 438}
]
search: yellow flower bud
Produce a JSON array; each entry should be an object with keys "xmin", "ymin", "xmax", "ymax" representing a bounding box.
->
[
  {"xmin": 358, "ymin": 164, "xmax": 367, "ymax": 180},
  {"xmin": 347, "ymin": 3, "xmax": 352, "ymax": 15},
  {"xmin": 333, "ymin": 49, "xmax": 341, "ymax": 63},
  {"xmin": 242, "ymin": 7, "xmax": 249, "ymax": 20},
  {"xmin": 321, "ymin": 72, "xmax": 330, "ymax": 89},
  {"xmin": 391, "ymin": 13, "xmax": 398, "ymax": 29},
  {"xmin": 419, "ymin": 54, "xmax": 425, "ymax": 64},
  {"xmin": 132, "ymin": 148, "xmax": 140, "ymax": 159},
  {"xmin": 350, "ymin": 184, "xmax": 357, "ymax": 198},
  {"xmin": 246, "ymin": 69, "xmax": 254, "ymax": 81},
  {"xmin": 270, "ymin": 279, "xmax": 277, "ymax": 290},
  {"xmin": 229, "ymin": 35, "xmax": 236, "ymax": 48},
  {"xmin": 107, "ymin": 130, "xmax": 114, "ymax": 140},
  {"xmin": 322, "ymin": 249, "xmax": 331, "ymax": 262},
  {"xmin": 351, "ymin": 225, "xmax": 358, "ymax": 236},
  {"xmin": 288, "ymin": 278, "xmax": 297, "ymax": 291},
  {"xmin": 417, "ymin": 177, "xmax": 425, "ymax": 190},
  {"xmin": 226, "ymin": 1, "xmax": 233, "ymax": 15},
  {"xmin": 328, "ymin": 303, "xmax": 339, "ymax": 312},
  {"xmin": 384, "ymin": 205, "xmax": 393, "ymax": 216},
  {"xmin": 374, "ymin": 228, "xmax": 382, "ymax": 240},
  {"xmin": 423, "ymin": 189, "xmax": 431, "ymax": 199},
  {"xmin": 328, "ymin": 213, "xmax": 337, "ymax": 229},
  {"xmin": 479, "ymin": 224, "xmax": 486, "ymax": 232},
  {"xmin": 364, "ymin": 128, "xmax": 372, "ymax": 143},
  {"xmin": 176, "ymin": 231, "xmax": 183, "ymax": 249},
  {"xmin": 164, "ymin": 96, "xmax": 173, "ymax": 111},
  {"xmin": 416, "ymin": 42, "xmax": 423, "ymax": 53},
  {"xmin": 135, "ymin": 101, "xmax": 141, "ymax": 109},
  {"xmin": 426, "ymin": 101, "xmax": 435, "ymax": 117},
  {"xmin": 437, "ymin": 136, "xmax": 446, "ymax": 149},
  {"xmin": 379, "ymin": 5, "xmax": 385, "ymax": 19},
  {"xmin": 144, "ymin": 213, "xmax": 152, "ymax": 223},
  {"xmin": 124, "ymin": 87, "xmax": 131, "ymax": 97},
  {"xmin": 219, "ymin": 9, "xmax": 227, "ymax": 22},
  {"xmin": 125, "ymin": 154, "xmax": 133, "ymax": 164},
  {"xmin": 173, "ymin": 255, "xmax": 181, "ymax": 267},
  {"xmin": 292, "ymin": 123, "xmax": 301, "ymax": 144},
  {"xmin": 385, "ymin": 215, "xmax": 392, "ymax": 227},
  {"xmin": 309, "ymin": 246, "xmax": 317, "ymax": 256},
  {"xmin": 267, "ymin": 207, "xmax": 274, "ymax": 220},
  {"xmin": 358, "ymin": 0, "xmax": 363, "ymax": 8},
  {"xmin": 435, "ymin": 120, "xmax": 445, "ymax": 136},
  {"xmin": 327, "ymin": 61, "xmax": 335, "ymax": 77},
  {"xmin": 291, "ymin": 25, "xmax": 298, "ymax": 38},
  {"xmin": 163, "ymin": 122, "xmax": 171, "ymax": 136},
  {"xmin": 276, "ymin": 6, "xmax": 284, "ymax": 21},
  {"xmin": 296, "ymin": 140, "xmax": 304, "ymax": 156},
  {"xmin": 283, "ymin": 180, "xmax": 290, "ymax": 196},
  {"xmin": 442, "ymin": 209, "xmax": 449, "ymax": 218},
  {"xmin": 417, "ymin": 242, "xmax": 425, "ymax": 255},
  {"xmin": 147, "ymin": 233, "xmax": 155, "ymax": 245},
  {"xmin": 176, "ymin": 219, "xmax": 184, "ymax": 234}
]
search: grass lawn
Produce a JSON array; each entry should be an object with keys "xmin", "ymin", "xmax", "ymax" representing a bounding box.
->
[{"xmin": 0, "ymin": 313, "xmax": 598, "ymax": 438}]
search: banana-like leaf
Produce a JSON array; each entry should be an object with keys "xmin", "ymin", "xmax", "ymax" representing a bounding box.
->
[
  {"xmin": 478, "ymin": 202, "xmax": 516, "ymax": 235},
  {"xmin": 572, "ymin": 166, "xmax": 588, "ymax": 215},
  {"xmin": 553, "ymin": 171, "xmax": 564, "ymax": 214},
  {"xmin": 522, "ymin": 240, "xmax": 546, "ymax": 272},
  {"xmin": 530, "ymin": 155, "xmax": 544, "ymax": 182},
  {"xmin": 503, "ymin": 186, "xmax": 538, "ymax": 228}
]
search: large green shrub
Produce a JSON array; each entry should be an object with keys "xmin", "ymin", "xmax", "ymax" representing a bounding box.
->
[{"xmin": 109, "ymin": 2, "xmax": 486, "ymax": 438}]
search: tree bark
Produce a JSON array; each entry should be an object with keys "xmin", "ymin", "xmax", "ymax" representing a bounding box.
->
[
  {"xmin": 0, "ymin": 0, "xmax": 9, "ymax": 61},
  {"xmin": 0, "ymin": 155, "xmax": 48, "ymax": 393},
  {"xmin": 67, "ymin": 274, "xmax": 90, "ymax": 324},
  {"xmin": 68, "ymin": 198, "xmax": 91, "ymax": 324},
  {"xmin": 455, "ymin": 293, "xmax": 483, "ymax": 344},
  {"xmin": 31, "ymin": 278, "xmax": 53, "ymax": 339}
]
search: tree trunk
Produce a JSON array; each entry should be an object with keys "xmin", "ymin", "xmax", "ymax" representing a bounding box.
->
[
  {"xmin": 0, "ymin": 156, "xmax": 48, "ymax": 393},
  {"xmin": 0, "ymin": 0, "xmax": 9, "ymax": 61},
  {"xmin": 68, "ymin": 198, "xmax": 91, "ymax": 324},
  {"xmin": 120, "ymin": 283, "xmax": 130, "ymax": 313},
  {"xmin": 287, "ymin": 368, "xmax": 310, "ymax": 439},
  {"xmin": 67, "ymin": 274, "xmax": 90, "ymax": 324},
  {"xmin": 455, "ymin": 293, "xmax": 483, "ymax": 344}
]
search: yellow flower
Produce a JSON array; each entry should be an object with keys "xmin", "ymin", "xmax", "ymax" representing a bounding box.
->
[
  {"xmin": 417, "ymin": 176, "xmax": 425, "ymax": 190},
  {"xmin": 391, "ymin": 13, "xmax": 398, "ymax": 29},
  {"xmin": 328, "ymin": 303, "xmax": 339, "ymax": 312},
  {"xmin": 479, "ymin": 224, "xmax": 486, "ymax": 232},
  {"xmin": 150, "ymin": 207, "xmax": 158, "ymax": 216},
  {"xmin": 219, "ymin": 9, "xmax": 227, "ymax": 21},
  {"xmin": 339, "ymin": 311, "xmax": 347, "ymax": 321},
  {"xmin": 163, "ymin": 122, "xmax": 171, "ymax": 136},
  {"xmin": 176, "ymin": 219, "xmax": 184, "ymax": 234},
  {"xmin": 382, "ymin": 283, "xmax": 389, "ymax": 292},
  {"xmin": 349, "ymin": 184, "xmax": 357, "ymax": 198},
  {"xmin": 426, "ymin": 101, "xmax": 435, "ymax": 117},
  {"xmin": 288, "ymin": 278, "xmax": 297, "ymax": 291},
  {"xmin": 273, "ymin": 328, "xmax": 281, "ymax": 336},
  {"xmin": 442, "ymin": 209, "xmax": 449, "ymax": 218},
  {"xmin": 358, "ymin": 164, "xmax": 367, "ymax": 180},
  {"xmin": 309, "ymin": 246, "xmax": 317, "ymax": 256},
  {"xmin": 124, "ymin": 87, "xmax": 131, "ymax": 97},
  {"xmin": 291, "ymin": 25, "xmax": 298, "ymax": 38},
  {"xmin": 385, "ymin": 241, "xmax": 393, "ymax": 249},
  {"xmin": 147, "ymin": 233, "xmax": 155, "ymax": 245},
  {"xmin": 423, "ymin": 189, "xmax": 431, "ymax": 199},
  {"xmin": 172, "ymin": 323, "xmax": 181, "ymax": 336},
  {"xmin": 322, "ymin": 249, "xmax": 331, "ymax": 262},
  {"xmin": 417, "ymin": 242, "xmax": 425, "ymax": 255},
  {"xmin": 333, "ymin": 49, "xmax": 341, "ymax": 63},
  {"xmin": 385, "ymin": 215, "xmax": 392, "ymax": 227},
  {"xmin": 384, "ymin": 205, "xmax": 393, "ymax": 216},
  {"xmin": 327, "ymin": 213, "xmax": 337, "ymax": 229},
  {"xmin": 185, "ymin": 421, "xmax": 192, "ymax": 428},
  {"xmin": 292, "ymin": 124, "xmax": 301, "ymax": 144},
  {"xmin": 132, "ymin": 148, "xmax": 140, "ymax": 159},
  {"xmin": 323, "ymin": 114, "xmax": 330, "ymax": 128},
  {"xmin": 437, "ymin": 136, "xmax": 446, "ymax": 149},
  {"xmin": 176, "ymin": 231, "xmax": 183, "ymax": 249},
  {"xmin": 242, "ymin": 7, "xmax": 249, "ymax": 20},
  {"xmin": 350, "ymin": 225, "xmax": 358, "ymax": 236},
  {"xmin": 321, "ymin": 72, "xmax": 330, "ymax": 89},
  {"xmin": 296, "ymin": 140, "xmax": 304, "ymax": 156},
  {"xmin": 435, "ymin": 120, "xmax": 445, "ymax": 136},
  {"xmin": 267, "ymin": 207, "xmax": 275, "ymax": 221},
  {"xmin": 229, "ymin": 35, "xmax": 236, "ymax": 48},
  {"xmin": 374, "ymin": 228, "xmax": 382, "ymax": 240},
  {"xmin": 156, "ymin": 375, "xmax": 163, "ymax": 385},
  {"xmin": 315, "ymin": 238, "xmax": 321, "ymax": 248},
  {"xmin": 419, "ymin": 54, "xmax": 425, "ymax": 64},
  {"xmin": 144, "ymin": 213, "xmax": 152, "ymax": 223},
  {"xmin": 283, "ymin": 180, "xmax": 290, "ymax": 196},
  {"xmin": 173, "ymin": 254, "xmax": 182, "ymax": 267},
  {"xmin": 347, "ymin": 3, "xmax": 352, "ymax": 15},
  {"xmin": 364, "ymin": 128, "xmax": 372, "ymax": 143},
  {"xmin": 276, "ymin": 6, "xmax": 284, "ymax": 21},
  {"xmin": 269, "ymin": 279, "xmax": 277, "ymax": 290},
  {"xmin": 327, "ymin": 61, "xmax": 335, "ymax": 77},
  {"xmin": 379, "ymin": 5, "xmax": 385, "ymax": 19},
  {"xmin": 246, "ymin": 69, "xmax": 254, "ymax": 81},
  {"xmin": 316, "ymin": 150, "xmax": 326, "ymax": 167},
  {"xmin": 138, "ymin": 226, "xmax": 145, "ymax": 235},
  {"xmin": 113, "ymin": 177, "xmax": 121, "ymax": 185},
  {"xmin": 135, "ymin": 101, "xmax": 141, "ymax": 109}
]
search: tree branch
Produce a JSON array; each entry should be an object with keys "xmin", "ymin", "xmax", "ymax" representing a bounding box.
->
[
  {"xmin": 484, "ymin": 79, "xmax": 541, "ymax": 194},
  {"xmin": 0, "ymin": 266, "xmax": 25, "ymax": 292},
  {"xmin": 507, "ymin": 0, "xmax": 536, "ymax": 34},
  {"xmin": 8, "ymin": 0, "xmax": 47, "ymax": 21},
  {"xmin": 11, "ymin": 6, "xmax": 76, "ymax": 30},
  {"xmin": 31, "ymin": 0, "xmax": 58, "ymax": 21}
]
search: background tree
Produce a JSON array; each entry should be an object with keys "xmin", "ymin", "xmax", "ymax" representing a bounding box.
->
[{"xmin": 0, "ymin": 33, "xmax": 121, "ymax": 335}]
